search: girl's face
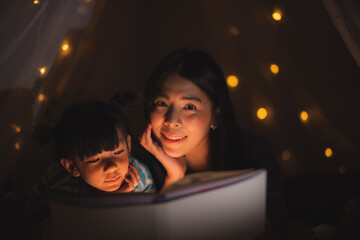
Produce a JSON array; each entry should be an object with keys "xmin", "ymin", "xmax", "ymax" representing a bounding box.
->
[
  {"xmin": 74, "ymin": 130, "xmax": 131, "ymax": 192},
  {"xmin": 150, "ymin": 74, "xmax": 215, "ymax": 159}
]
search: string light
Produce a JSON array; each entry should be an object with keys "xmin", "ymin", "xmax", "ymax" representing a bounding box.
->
[
  {"xmin": 11, "ymin": 124, "xmax": 21, "ymax": 133},
  {"xmin": 300, "ymin": 110, "xmax": 308, "ymax": 122},
  {"xmin": 272, "ymin": 9, "xmax": 282, "ymax": 21},
  {"xmin": 14, "ymin": 142, "xmax": 20, "ymax": 150},
  {"xmin": 62, "ymin": 43, "xmax": 69, "ymax": 51},
  {"xmin": 325, "ymin": 147, "xmax": 333, "ymax": 158},
  {"xmin": 281, "ymin": 150, "xmax": 291, "ymax": 161},
  {"xmin": 33, "ymin": 0, "xmax": 39, "ymax": 4},
  {"xmin": 270, "ymin": 63, "xmax": 279, "ymax": 74},
  {"xmin": 39, "ymin": 67, "xmax": 46, "ymax": 75},
  {"xmin": 229, "ymin": 26, "xmax": 240, "ymax": 36},
  {"xmin": 38, "ymin": 93, "xmax": 45, "ymax": 102},
  {"xmin": 257, "ymin": 108, "xmax": 268, "ymax": 120},
  {"xmin": 227, "ymin": 75, "xmax": 239, "ymax": 88}
]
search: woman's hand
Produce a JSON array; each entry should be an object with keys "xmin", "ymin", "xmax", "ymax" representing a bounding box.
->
[
  {"xmin": 116, "ymin": 164, "xmax": 140, "ymax": 193},
  {"xmin": 140, "ymin": 124, "xmax": 187, "ymax": 188}
]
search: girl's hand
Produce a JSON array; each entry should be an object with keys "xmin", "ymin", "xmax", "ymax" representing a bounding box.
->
[{"xmin": 140, "ymin": 124, "xmax": 187, "ymax": 188}]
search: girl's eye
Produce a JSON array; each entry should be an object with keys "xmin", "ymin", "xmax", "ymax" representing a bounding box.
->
[
  {"xmin": 114, "ymin": 150, "xmax": 124, "ymax": 155},
  {"xmin": 88, "ymin": 158, "xmax": 100, "ymax": 163},
  {"xmin": 184, "ymin": 104, "xmax": 197, "ymax": 110},
  {"xmin": 154, "ymin": 100, "xmax": 167, "ymax": 107}
]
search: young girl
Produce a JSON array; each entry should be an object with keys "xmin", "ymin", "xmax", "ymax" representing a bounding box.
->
[
  {"xmin": 27, "ymin": 95, "xmax": 185, "ymax": 220},
  {"xmin": 140, "ymin": 49, "xmax": 288, "ymax": 236}
]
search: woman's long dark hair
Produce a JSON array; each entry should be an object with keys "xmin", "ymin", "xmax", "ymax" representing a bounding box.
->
[{"xmin": 144, "ymin": 49, "xmax": 238, "ymax": 170}]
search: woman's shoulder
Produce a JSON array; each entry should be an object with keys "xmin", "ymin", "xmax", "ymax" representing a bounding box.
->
[{"xmin": 231, "ymin": 127, "xmax": 278, "ymax": 172}]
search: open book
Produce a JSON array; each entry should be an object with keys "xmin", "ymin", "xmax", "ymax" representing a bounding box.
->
[{"xmin": 51, "ymin": 168, "xmax": 267, "ymax": 240}]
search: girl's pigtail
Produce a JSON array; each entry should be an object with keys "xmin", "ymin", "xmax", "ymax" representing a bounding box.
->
[{"xmin": 110, "ymin": 91, "xmax": 138, "ymax": 107}]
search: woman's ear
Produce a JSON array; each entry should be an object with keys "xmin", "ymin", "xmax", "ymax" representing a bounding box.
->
[
  {"xmin": 127, "ymin": 134, "xmax": 131, "ymax": 153},
  {"xmin": 60, "ymin": 158, "xmax": 80, "ymax": 177},
  {"xmin": 211, "ymin": 107, "xmax": 220, "ymax": 130}
]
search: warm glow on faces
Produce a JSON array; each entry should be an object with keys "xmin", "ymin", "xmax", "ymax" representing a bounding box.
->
[
  {"xmin": 74, "ymin": 131, "xmax": 131, "ymax": 192},
  {"xmin": 150, "ymin": 74, "xmax": 214, "ymax": 159}
]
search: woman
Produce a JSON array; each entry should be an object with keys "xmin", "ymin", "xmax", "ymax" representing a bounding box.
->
[{"xmin": 140, "ymin": 49, "xmax": 287, "ymax": 236}]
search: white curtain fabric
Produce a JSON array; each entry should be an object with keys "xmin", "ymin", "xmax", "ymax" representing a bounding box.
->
[{"xmin": 0, "ymin": 0, "xmax": 95, "ymax": 184}]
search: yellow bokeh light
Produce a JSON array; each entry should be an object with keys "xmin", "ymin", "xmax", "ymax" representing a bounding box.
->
[
  {"xmin": 34, "ymin": 0, "xmax": 39, "ymax": 4},
  {"xmin": 272, "ymin": 10, "xmax": 282, "ymax": 21},
  {"xmin": 14, "ymin": 142, "xmax": 20, "ymax": 150},
  {"xmin": 270, "ymin": 64, "xmax": 279, "ymax": 74},
  {"xmin": 229, "ymin": 26, "xmax": 240, "ymax": 36},
  {"xmin": 62, "ymin": 43, "xmax": 69, "ymax": 51},
  {"xmin": 257, "ymin": 108, "xmax": 268, "ymax": 120},
  {"xmin": 281, "ymin": 150, "xmax": 291, "ymax": 161},
  {"xmin": 39, "ymin": 67, "xmax": 46, "ymax": 75},
  {"xmin": 38, "ymin": 94, "xmax": 45, "ymax": 102},
  {"xmin": 300, "ymin": 111, "xmax": 308, "ymax": 122},
  {"xmin": 227, "ymin": 75, "xmax": 239, "ymax": 88},
  {"xmin": 11, "ymin": 124, "xmax": 21, "ymax": 133},
  {"xmin": 325, "ymin": 147, "xmax": 333, "ymax": 158}
]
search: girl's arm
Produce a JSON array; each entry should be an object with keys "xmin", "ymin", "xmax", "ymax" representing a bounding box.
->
[{"xmin": 140, "ymin": 124, "xmax": 186, "ymax": 189}]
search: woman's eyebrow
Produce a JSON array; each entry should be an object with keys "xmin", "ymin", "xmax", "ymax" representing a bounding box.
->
[{"xmin": 182, "ymin": 96, "xmax": 202, "ymax": 102}]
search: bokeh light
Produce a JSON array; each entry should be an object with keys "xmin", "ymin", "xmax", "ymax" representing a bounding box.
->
[
  {"xmin": 14, "ymin": 142, "xmax": 20, "ymax": 150},
  {"xmin": 257, "ymin": 108, "xmax": 268, "ymax": 120},
  {"xmin": 282, "ymin": 150, "xmax": 291, "ymax": 161},
  {"xmin": 325, "ymin": 147, "xmax": 333, "ymax": 158},
  {"xmin": 300, "ymin": 111, "xmax": 308, "ymax": 122},
  {"xmin": 39, "ymin": 67, "xmax": 46, "ymax": 75},
  {"xmin": 62, "ymin": 43, "xmax": 69, "ymax": 52},
  {"xmin": 227, "ymin": 75, "xmax": 239, "ymax": 88},
  {"xmin": 33, "ymin": 0, "xmax": 39, "ymax": 5},
  {"xmin": 11, "ymin": 124, "xmax": 21, "ymax": 133},
  {"xmin": 270, "ymin": 64, "xmax": 279, "ymax": 74},
  {"xmin": 229, "ymin": 26, "xmax": 240, "ymax": 36},
  {"xmin": 272, "ymin": 10, "xmax": 282, "ymax": 21},
  {"xmin": 38, "ymin": 94, "xmax": 45, "ymax": 102}
]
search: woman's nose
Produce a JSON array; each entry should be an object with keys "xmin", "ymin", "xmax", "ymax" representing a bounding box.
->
[
  {"xmin": 164, "ymin": 106, "xmax": 182, "ymax": 127},
  {"xmin": 104, "ymin": 158, "xmax": 118, "ymax": 173}
]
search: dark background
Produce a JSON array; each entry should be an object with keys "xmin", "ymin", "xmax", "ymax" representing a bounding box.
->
[{"xmin": 1, "ymin": 0, "xmax": 360, "ymax": 238}]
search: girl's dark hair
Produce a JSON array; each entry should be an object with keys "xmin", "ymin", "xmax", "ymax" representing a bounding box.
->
[
  {"xmin": 144, "ymin": 49, "xmax": 238, "ymax": 170},
  {"xmin": 40, "ymin": 93, "xmax": 134, "ymax": 162}
]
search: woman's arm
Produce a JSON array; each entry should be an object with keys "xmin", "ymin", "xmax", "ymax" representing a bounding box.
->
[{"xmin": 140, "ymin": 124, "xmax": 187, "ymax": 189}]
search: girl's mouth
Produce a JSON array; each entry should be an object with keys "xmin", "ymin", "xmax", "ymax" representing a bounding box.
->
[
  {"xmin": 161, "ymin": 132, "xmax": 186, "ymax": 143},
  {"xmin": 105, "ymin": 176, "xmax": 120, "ymax": 183}
]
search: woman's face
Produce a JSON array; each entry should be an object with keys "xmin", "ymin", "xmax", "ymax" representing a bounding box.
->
[{"xmin": 150, "ymin": 74, "xmax": 215, "ymax": 158}]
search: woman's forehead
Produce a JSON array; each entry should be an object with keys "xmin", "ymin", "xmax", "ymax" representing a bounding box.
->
[{"xmin": 159, "ymin": 74, "xmax": 208, "ymax": 100}]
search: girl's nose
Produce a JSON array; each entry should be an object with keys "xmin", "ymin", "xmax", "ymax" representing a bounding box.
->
[
  {"xmin": 164, "ymin": 106, "xmax": 182, "ymax": 127},
  {"xmin": 104, "ymin": 158, "xmax": 118, "ymax": 173}
]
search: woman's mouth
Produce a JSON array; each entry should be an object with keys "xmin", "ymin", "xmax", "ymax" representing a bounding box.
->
[
  {"xmin": 161, "ymin": 132, "xmax": 186, "ymax": 143},
  {"xmin": 105, "ymin": 176, "xmax": 120, "ymax": 183}
]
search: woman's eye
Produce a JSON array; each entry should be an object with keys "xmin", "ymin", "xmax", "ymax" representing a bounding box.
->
[
  {"xmin": 154, "ymin": 100, "xmax": 167, "ymax": 107},
  {"xmin": 88, "ymin": 158, "xmax": 100, "ymax": 163},
  {"xmin": 184, "ymin": 104, "xmax": 196, "ymax": 110},
  {"xmin": 114, "ymin": 150, "xmax": 124, "ymax": 155}
]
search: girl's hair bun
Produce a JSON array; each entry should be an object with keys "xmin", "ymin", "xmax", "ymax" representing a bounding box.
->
[
  {"xmin": 33, "ymin": 125, "xmax": 53, "ymax": 147},
  {"xmin": 110, "ymin": 91, "xmax": 138, "ymax": 106}
]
